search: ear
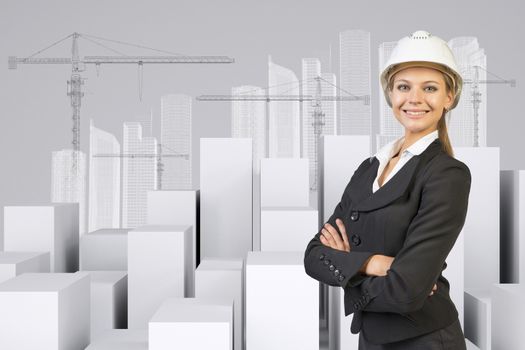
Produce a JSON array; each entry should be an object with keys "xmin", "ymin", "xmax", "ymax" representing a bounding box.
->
[{"xmin": 445, "ymin": 90, "xmax": 454, "ymax": 109}]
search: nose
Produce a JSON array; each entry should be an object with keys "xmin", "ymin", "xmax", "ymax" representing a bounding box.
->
[{"xmin": 407, "ymin": 87, "xmax": 423, "ymax": 104}]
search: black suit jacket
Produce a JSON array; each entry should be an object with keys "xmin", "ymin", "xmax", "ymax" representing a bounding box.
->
[{"xmin": 303, "ymin": 138, "xmax": 472, "ymax": 344}]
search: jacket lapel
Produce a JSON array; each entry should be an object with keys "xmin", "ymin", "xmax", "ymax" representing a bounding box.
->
[{"xmin": 353, "ymin": 138, "xmax": 443, "ymax": 212}]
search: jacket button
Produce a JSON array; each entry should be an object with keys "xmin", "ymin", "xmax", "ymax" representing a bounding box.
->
[
  {"xmin": 323, "ymin": 259, "xmax": 331, "ymax": 266},
  {"xmin": 353, "ymin": 303, "xmax": 359, "ymax": 310},
  {"xmin": 338, "ymin": 274, "xmax": 345, "ymax": 282},
  {"xmin": 334, "ymin": 269, "xmax": 340, "ymax": 276},
  {"xmin": 319, "ymin": 253, "xmax": 325, "ymax": 260},
  {"xmin": 350, "ymin": 211, "xmax": 359, "ymax": 221},
  {"xmin": 329, "ymin": 264, "xmax": 335, "ymax": 271},
  {"xmin": 351, "ymin": 234, "xmax": 361, "ymax": 246}
]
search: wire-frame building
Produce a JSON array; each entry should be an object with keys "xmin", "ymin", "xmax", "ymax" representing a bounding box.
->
[
  {"xmin": 122, "ymin": 122, "xmax": 157, "ymax": 228},
  {"xmin": 339, "ymin": 29, "xmax": 372, "ymax": 136},
  {"xmin": 161, "ymin": 94, "xmax": 192, "ymax": 189},
  {"xmin": 88, "ymin": 119, "xmax": 120, "ymax": 231}
]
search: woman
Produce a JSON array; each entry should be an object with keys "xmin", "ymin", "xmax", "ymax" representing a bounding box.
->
[{"xmin": 303, "ymin": 30, "xmax": 471, "ymax": 349}]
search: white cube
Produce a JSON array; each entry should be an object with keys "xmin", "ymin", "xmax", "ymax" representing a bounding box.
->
[
  {"xmin": 81, "ymin": 229, "xmax": 128, "ymax": 271},
  {"xmin": 246, "ymin": 251, "xmax": 318, "ymax": 350},
  {"xmin": 195, "ymin": 258, "xmax": 243, "ymax": 350},
  {"xmin": 149, "ymin": 297, "xmax": 233, "ymax": 350},
  {"xmin": 86, "ymin": 329, "xmax": 147, "ymax": 350},
  {"xmin": 260, "ymin": 207, "xmax": 318, "ymax": 251},
  {"xmin": 454, "ymin": 148, "xmax": 499, "ymax": 291},
  {"xmin": 466, "ymin": 339, "xmax": 481, "ymax": 349},
  {"xmin": 260, "ymin": 158, "xmax": 309, "ymax": 207},
  {"xmin": 200, "ymin": 138, "xmax": 252, "ymax": 259},
  {"xmin": 0, "ymin": 272, "xmax": 90, "ymax": 350},
  {"xmin": 465, "ymin": 288, "xmax": 492, "ymax": 350},
  {"xmin": 491, "ymin": 284, "xmax": 525, "ymax": 350},
  {"xmin": 4, "ymin": 203, "xmax": 79, "ymax": 272},
  {"xmin": 319, "ymin": 135, "xmax": 370, "ymax": 223},
  {"xmin": 500, "ymin": 170, "xmax": 525, "ymax": 283},
  {"xmin": 443, "ymin": 231, "xmax": 465, "ymax": 326},
  {"xmin": 0, "ymin": 252, "xmax": 50, "ymax": 284},
  {"xmin": 88, "ymin": 271, "xmax": 128, "ymax": 339},
  {"xmin": 128, "ymin": 225, "xmax": 192, "ymax": 329},
  {"xmin": 147, "ymin": 189, "xmax": 199, "ymax": 297}
]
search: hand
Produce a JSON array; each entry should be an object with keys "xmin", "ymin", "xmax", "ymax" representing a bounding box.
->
[
  {"xmin": 429, "ymin": 283, "xmax": 437, "ymax": 296},
  {"xmin": 319, "ymin": 218, "xmax": 350, "ymax": 252},
  {"xmin": 361, "ymin": 255, "xmax": 394, "ymax": 276}
]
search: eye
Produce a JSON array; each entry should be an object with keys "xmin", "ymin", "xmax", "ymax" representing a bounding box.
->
[
  {"xmin": 424, "ymin": 86, "xmax": 438, "ymax": 92},
  {"xmin": 396, "ymin": 84, "xmax": 409, "ymax": 91}
]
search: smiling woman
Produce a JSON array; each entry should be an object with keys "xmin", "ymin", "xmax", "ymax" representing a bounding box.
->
[
  {"xmin": 387, "ymin": 66, "xmax": 453, "ymax": 150},
  {"xmin": 304, "ymin": 30, "xmax": 471, "ymax": 350}
]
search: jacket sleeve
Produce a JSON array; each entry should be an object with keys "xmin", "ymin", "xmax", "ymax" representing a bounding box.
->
[
  {"xmin": 303, "ymin": 159, "xmax": 376, "ymax": 289},
  {"xmin": 344, "ymin": 161, "xmax": 472, "ymax": 315}
]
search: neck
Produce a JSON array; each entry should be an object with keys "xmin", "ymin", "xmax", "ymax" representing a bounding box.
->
[{"xmin": 399, "ymin": 129, "xmax": 437, "ymax": 154}]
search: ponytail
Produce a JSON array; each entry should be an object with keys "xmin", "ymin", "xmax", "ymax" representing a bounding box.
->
[
  {"xmin": 438, "ymin": 112, "xmax": 453, "ymax": 157},
  {"xmin": 438, "ymin": 72, "xmax": 455, "ymax": 157}
]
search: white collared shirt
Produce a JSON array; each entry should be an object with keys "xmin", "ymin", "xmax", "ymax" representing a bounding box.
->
[{"xmin": 372, "ymin": 130, "xmax": 439, "ymax": 193}]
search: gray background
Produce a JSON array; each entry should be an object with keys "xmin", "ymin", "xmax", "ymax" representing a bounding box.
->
[{"xmin": 0, "ymin": 0, "xmax": 523, "ymax": 236}]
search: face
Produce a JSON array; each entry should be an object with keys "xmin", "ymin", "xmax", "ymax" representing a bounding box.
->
[{"xmin": 388, "ymin": 66, "xmax": 453, "ymax": 139}]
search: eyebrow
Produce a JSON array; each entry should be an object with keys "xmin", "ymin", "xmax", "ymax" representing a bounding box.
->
[{"xmin": 394, "ymin": 79, "xmax": 440, "ymax": 84}]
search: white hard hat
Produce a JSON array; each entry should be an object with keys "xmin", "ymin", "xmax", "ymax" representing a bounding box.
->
[{"xmin": 380, "ymin": 30, "xmax": 463, "ymax": 110}]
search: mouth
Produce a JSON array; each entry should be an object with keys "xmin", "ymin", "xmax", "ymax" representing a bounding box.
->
[{"xmin": 403, "ymin": 109, "xmax": 430, "ymax": 118}]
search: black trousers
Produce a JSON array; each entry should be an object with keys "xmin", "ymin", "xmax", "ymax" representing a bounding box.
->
[{"xmin": 358, "ymin": 318, "xmax": 467, "ymax": 350}]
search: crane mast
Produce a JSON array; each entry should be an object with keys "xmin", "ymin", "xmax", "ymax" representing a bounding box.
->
[
  {"xmin": 8, "ymin": 32, "xmax": 235, "ymax": 171},
  {"xmin": 462, "ymin": 66, "xmax": 515, "ymax": 147}
]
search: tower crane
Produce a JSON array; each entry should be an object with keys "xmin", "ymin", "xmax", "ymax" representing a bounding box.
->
[
  {"xmin": 197, "ymin": 75, "xmax": 370, "ymax": 158},
  {"xmin": 92, "ymin": 143, "xmax": 189, "ymax": 191},
  {"xmin": 462, "ymin": 66, "xmax": 516, "ymax": 147},
  {"xmin": 8, "ymin": 32, "xmax": 234, "ymax": 171},
  {"xmin": 197, "ymin": 75, "xmax": 369, "ymax": 190}
]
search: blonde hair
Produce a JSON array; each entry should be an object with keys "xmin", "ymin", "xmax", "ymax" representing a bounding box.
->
[{"xmin": 387, "ymin": 70, "xmax": 455, "ymax": 157}]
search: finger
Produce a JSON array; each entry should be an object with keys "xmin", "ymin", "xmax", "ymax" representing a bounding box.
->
[
  {"xmin": 321, "ymin": 228, "xmax": 336, "ymax": 248},
  {"xmin": 336, "ymin": 218, "xmax": 351, "ymax": 251},
  {"xmin": 324, "ymin": 223, "xmax": 344, "ymax": 250},
  {"xmin": 320, "ymin": 234, "xmax": 330, "ymax": 247}
]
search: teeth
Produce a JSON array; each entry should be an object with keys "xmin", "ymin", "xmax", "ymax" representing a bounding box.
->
[{"xmin": 405, "ymin": 110, "xmax": 427, "ymax": 115}]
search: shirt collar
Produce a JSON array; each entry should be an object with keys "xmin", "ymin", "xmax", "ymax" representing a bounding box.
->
[
  {"xmin": 406, "ymin": 129, "xmax": 439, "ymax": 156},
  {"xmin": 374, "ymin": 130, "xmax": 439, "ymax": 161}
]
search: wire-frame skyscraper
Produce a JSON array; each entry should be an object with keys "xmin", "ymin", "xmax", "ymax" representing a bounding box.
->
[
  {"xmin": 51, "ymin": 149, "xmax": 87, "ymax": 234},
  {"xmin": 88, "ymin": 119, "xmax": 120, "ymax": 231},
  {"xmin": 161, "ymin": 94, "xmax": 192, "ymax": 189},
  {"xmin": 122, "ymin": 122, "xmax": 157, "ymax": 228},
  {"xmin": 377, "ymin": 41, "xmax": 403, "ymax": 150},
  {"xmin": 268, "ymin": 56, "xmax": 300, "ymax": 158},
  {"xmin": 339, "ymin": 29, "xmax": 372, "ymax": 136}
]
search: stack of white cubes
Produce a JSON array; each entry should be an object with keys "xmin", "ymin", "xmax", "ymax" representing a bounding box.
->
[
  {"xmin": 128, "ymin": 225, "xmax": 193, "ymax": 329},
  {"xmin": 455, "ymin": 147, "xmax": 500, "ymax": 350},
  {"xmin": 246, "ymin": 251, "xmax": 318, "ymax": 350},
  {"xmin": 260, "ymin": 157, "xmax": 317, "ymax": 251},
  {"xmin": 4, "ymin": 135, "xmax": 519, "ymax": 350}
]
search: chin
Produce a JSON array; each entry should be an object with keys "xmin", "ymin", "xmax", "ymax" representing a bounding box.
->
[{"xmin": 402, "ymin": 124, "xmax": 433, "ymax": 135}]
